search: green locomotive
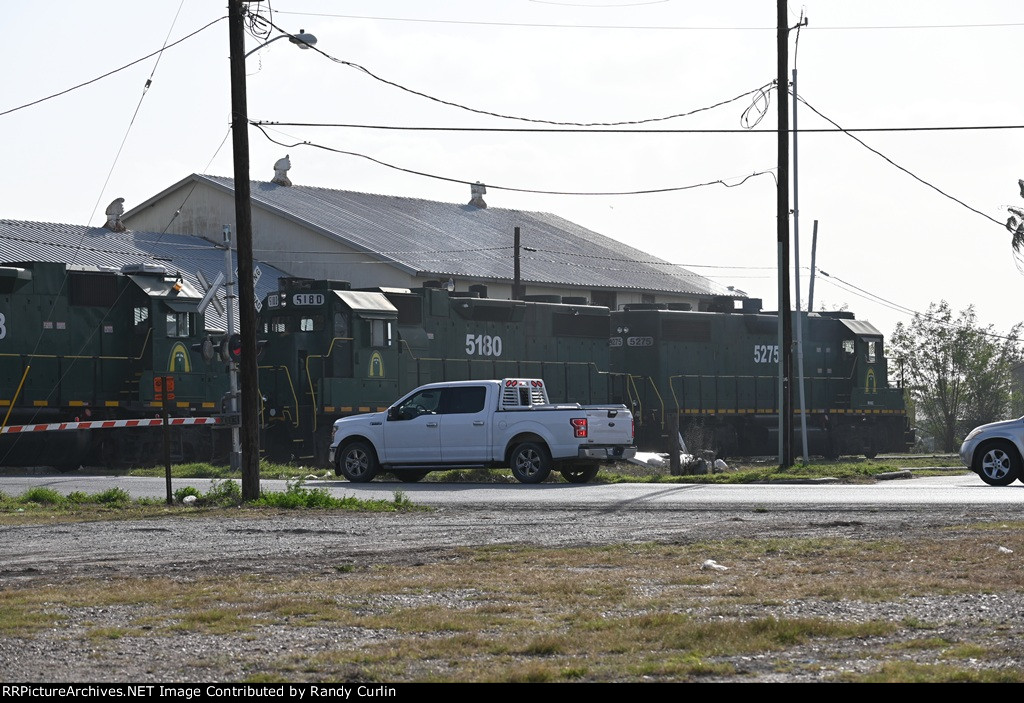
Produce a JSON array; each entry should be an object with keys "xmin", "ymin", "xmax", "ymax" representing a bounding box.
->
[
  {"xmin": 0, "ymin": 261, "xmax": 230, "ymax": 467},
  {"xmin": 610, "ymin": 302, "xmax": 913, "ymax": 458}
]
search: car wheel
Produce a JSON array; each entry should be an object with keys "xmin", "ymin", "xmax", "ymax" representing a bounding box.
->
[
  {"xmin": 395, "ymin": 470, "xmax": 429, "ymax": 483},
  {"xmin": 338, "ymin": 441, "xmax": 379, "ymax": 483},
  {"xmin": 974, "ymin": 441, "xmax": 1020, "ymax": 486},
  {"xmin": 510, "ymin": 442, "xmax": 551, "ymax": 484},
  {"xmin": 560, "ymin": 465, "xmax": 599, "ymax": 484}
]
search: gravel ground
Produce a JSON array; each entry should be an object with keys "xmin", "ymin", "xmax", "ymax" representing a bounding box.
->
[{"xmin": 2, "ymin": 502, "xmax": 1024, "ymax": 682}]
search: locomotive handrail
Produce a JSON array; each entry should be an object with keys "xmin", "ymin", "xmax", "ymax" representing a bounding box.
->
[
  {"xmin": 304, "ymin": 336, "xmax": 356, "ymax": 434},
  {"xmin": 1, "ymin": 365, "xmax": 31, "ymax": 431},
  {"xmin": 0, "ymin": 327, "xmax": 153, "ymax": 363},
  {"xmin": 259, "ymin": 363, "xmax": 300, "ymax": 429}
]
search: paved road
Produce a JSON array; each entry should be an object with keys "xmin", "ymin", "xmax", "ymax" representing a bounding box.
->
[{"xmin": 4, "ymin": 470, "xmax": 1023, "ymax": 508}]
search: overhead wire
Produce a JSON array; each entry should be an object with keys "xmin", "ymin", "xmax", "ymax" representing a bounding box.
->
[
  {"xmin": 253, "ymin": 122, "xmax": 777, "ymax": 195},
  {"xmin": 256, "ymin": 13, "xmax": 774, "ymax": 127},
  {"xmin": 0, "ymin": 16, "xmax": 227, "ymax": 119}
]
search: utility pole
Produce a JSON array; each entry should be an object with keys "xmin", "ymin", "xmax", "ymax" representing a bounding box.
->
[
  {"xmin": 513, "ymin": 226, "xmax": 523, "ymax": 300},
  {"xmin": 776, "ymin": 0, "xmax": 794, "ymax": 468},
  {"xmin": 228, "ymin": 0, "xmax": 261, "ymax": 500}
]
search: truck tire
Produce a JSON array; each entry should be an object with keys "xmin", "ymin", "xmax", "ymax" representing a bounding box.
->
[
  {"xmin": 510, "ymin": 442, "xmax": 551, "ymax": 484},
  {"xmin": 338, "ymin": 441, "xmax": 379, "ymax": 483},
  {"xmin": 560, "ymin": 465, "xmax": 599, "ymax": 484}
]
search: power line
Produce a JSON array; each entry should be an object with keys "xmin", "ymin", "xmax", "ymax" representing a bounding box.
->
[
  {"xmin": 252, "ymin": 122, "xmax": 777, "ymax": 196},
  {"xmin": 276, "ymin": 11, "xmax": 1024, "ymax": 32},
  {"xmin": 0, "ymin": 16, "xmax": 227, "ymax": 119},
  {"xmin": 794, "ymin": 93, "xmax": 1007, "ymax": 230},
  {"xmin": 257, "ymin": 14, "xmax": 773, "ymax": 127},
  {"xmin": 253, "ymin": 120, "xmax": 1024, "ymax": 134}
]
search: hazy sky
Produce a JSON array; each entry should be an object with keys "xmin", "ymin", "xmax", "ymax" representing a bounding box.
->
[{"xmin": 2, "ymin": 0, "xmax": 1022, "ymax": 341}]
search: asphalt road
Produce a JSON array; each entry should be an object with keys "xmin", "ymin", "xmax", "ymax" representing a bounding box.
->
[{"xmin": 3, "ymin": 470, "xmax": 1022, "ymax": 508}]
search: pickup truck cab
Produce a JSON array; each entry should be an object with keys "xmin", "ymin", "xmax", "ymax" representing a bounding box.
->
[{"xmin": 328, "ymin": 378, "xmax": 635, "ymax": 484}]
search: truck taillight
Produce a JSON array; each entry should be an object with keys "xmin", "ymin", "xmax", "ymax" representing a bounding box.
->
[
  {"xmin": 571, "ymin": 417, "xmax": 588, "ymax": 438},
  {"xmin": 631, "ymin": 418, "xmax": 635, "ymax": 441}
]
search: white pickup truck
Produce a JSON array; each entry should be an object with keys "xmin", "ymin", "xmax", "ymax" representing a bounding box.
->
[{"xmin": 327, "ymin": 378, "xmax": 636, "ymax": 484}]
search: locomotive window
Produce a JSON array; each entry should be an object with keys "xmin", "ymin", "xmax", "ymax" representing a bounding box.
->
[
  {"xmin": 299, "ymin": 314, "xmax": 324, "ymax": 332},
  {"xmin": 166, "ymin": 312, "xmax": 193, "ymax": 338},
  {"xmin": 268, "ymin": 316, "xmax": 289, "ymax": 333},
  {"xmin": 334, "ymin": 312, "xmax": 350, "ymax": 338},
  {"xmin": 370, "ymin": 319, "xmax": 394, "ymax": 348},
  {"xmin": 842, "ymin": 339, "xmax": 855, "ymax": 355},
  {"xmin": 866, "ymin": 340, "xmax": 878, "ymax": 363},
  {"xmin": 134, "ymin": 306, "xmax": 149, "ymax": 326},
  {"xmin": 69, "ymin": 272, "xmax": 117, "ymax": 306},
  {"xmin": 552, "ymin": 312, "xmax": 608, "ymax": 338}
]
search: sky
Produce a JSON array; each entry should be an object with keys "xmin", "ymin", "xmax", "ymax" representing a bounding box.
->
[{"xmin": 2, "ymin": 0, "xmax": 1022, "ymax": 342}]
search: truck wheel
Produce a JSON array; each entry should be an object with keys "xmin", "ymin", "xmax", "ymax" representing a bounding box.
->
[
  {"xmin": 561, "ymin": 465, "xmax": 599, "ymax": 484},
  {"xmin": 510, "ymin": 442, "xmax": 551, "ymax": 484},
  {"xmin": 338, "ymin": 441, "xmax": 379, "ymax": 483}
]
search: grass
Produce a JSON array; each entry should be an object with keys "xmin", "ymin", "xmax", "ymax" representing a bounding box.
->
[
  {"xmin": 117, "ymin": 453, "xmax": 967, "ymax": 485},
  {"xmin": 3, "ymin": 533, "xmax": 1023, "ymax": 682},
  {"xmin": 0, "ymin": 481, "xmax": 423, "ymax": 525}
]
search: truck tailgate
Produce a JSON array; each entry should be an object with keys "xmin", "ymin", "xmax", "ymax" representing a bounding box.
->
[{"xmin": 582, "ymin": 406, "xmax": 632, "ymax": 444}]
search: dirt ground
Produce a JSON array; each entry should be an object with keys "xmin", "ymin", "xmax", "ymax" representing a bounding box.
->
[{"xmin": 2, "ymin": 501, "xmax": 1024, "ymax": 682}]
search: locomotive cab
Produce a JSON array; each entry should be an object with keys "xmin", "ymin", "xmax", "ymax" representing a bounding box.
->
[{"xmin": 258, "ymin": 277, "xmax": 400, "ymax": 462}]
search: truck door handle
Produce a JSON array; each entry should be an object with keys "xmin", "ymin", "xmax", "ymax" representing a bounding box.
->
[
  {"xmin": 473, "ymin": 421, "xmax": 485, "ymax": 426},
  {"xmin": 426, "ymin": 422, "xmax": 438, "ymax": 428}
]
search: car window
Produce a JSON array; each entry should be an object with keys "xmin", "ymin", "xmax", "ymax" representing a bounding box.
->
[{"xmin": 441, "ymin": 387, "xmax": 487, "ymax": 415}]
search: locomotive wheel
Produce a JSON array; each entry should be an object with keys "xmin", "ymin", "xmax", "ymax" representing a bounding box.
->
[
  {"xmin": 560, "ymin": 465, "xmax": 599, "ymax": 484},
  {"xmin": 395, "ymin": 470, "xmax": 429, "ymax": 483},
  {"xmin": 510, "ymin": 442, "xmax": 551, "ymax": 484},
  {"xmin": 974, "ymin": 441, "xmax": 1020, "ymax": 486},
  {"xmin": 337, "ymin": 441, "xmax": 379, "ymax": 483}
]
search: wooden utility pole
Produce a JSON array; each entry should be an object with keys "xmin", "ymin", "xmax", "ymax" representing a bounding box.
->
[
  {"xmin": 228, "ymin": 0, "xmax": 261, "ymax": 500},
  {"xmin": 776, "ymin": 0, "xmax": 794, "ymax": 467}
]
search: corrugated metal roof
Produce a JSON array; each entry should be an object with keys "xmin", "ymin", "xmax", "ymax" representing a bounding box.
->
[
  {"xmin": 190, "ymin": 175, "xmax": 731, "ymax": 298},
  {"xmin": 0, "ymin": 219, "xmax": 288, "ymax": 333}
]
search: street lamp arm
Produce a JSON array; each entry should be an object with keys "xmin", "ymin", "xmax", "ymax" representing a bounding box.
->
[{"xmin": 243, "ymin": 30, "xmax": 317, "ymax": 58}]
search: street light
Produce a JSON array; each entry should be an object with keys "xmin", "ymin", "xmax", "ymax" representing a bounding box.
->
[
  {"xmin": 228, "ymin": 1, "xmax": 315, "ymax": 500},
  {"xmin": 243, "ymin": 29, "xmax": 317, "ymax": 58}
]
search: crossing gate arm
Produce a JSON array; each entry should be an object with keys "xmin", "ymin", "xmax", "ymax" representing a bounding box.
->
[{"xmin": 0, "ymin": 417, "xmax": 222, "ymax": 434}]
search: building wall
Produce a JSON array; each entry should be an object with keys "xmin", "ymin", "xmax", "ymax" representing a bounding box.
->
[{"xmin": 124, "ymin": 182, "xmax": 711, "ymax": 310}]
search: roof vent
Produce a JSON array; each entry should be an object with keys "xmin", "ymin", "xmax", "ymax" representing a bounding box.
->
[
  {"xmin": 469, "ymin": 181, "xmax": 487, "ymax": 208},
  {"xmin": 103, "ymin": 198, "xmax": 127, "ymax": 232},
  {"xmin": 272, "ymin": 155, "xmax": 292, "ymax": 186}
]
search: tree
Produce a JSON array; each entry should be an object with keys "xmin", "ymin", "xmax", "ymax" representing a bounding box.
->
[
  {"xmin": 889, "ymin": 302, "xmax": 1022, "ymax": 452},
  {"xmin": 1008, "ymin": 178, "xmax": 1024, "ymax": 254}
]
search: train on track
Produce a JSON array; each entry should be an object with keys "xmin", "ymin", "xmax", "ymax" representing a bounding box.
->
[{"xmin": 0, "ymin": 260, "xmax": 913, "ymax": 468}]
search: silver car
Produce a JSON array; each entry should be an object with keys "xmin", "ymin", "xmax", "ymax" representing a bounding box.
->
[{"xmin": 959, "ymin": 418, "xmax": 1024, "ymax": 486}]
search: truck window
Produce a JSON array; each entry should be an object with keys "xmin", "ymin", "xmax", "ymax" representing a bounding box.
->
[
  {"xmin": 442, "ymin": 387, "xmax": 486, "ymax": 414},
  {"xmin": 394, "ymin": 388, "xmax": 440, "ymax": 420}
]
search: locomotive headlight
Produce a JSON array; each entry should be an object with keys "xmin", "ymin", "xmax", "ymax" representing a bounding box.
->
[
  {"xmin": 616, "ymin": 327, "xmax": 622, "ymax": 333},
  {"xmin": 623, "ymin": 327, "xmax": 629, "ymax": 334}
]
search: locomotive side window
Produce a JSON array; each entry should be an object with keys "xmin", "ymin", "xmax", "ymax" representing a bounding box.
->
[
  {"xmin": 134, "ymin": 306, "xmax": 149, "ymax": 326},
  {"xmin": 299, "ymin": 314, "xmax": 324, "ymax": 332},
  {"xmin": 166, "ymin": 312, "xmax": 193, "ymax": 338},
  {"xmin": 268, "ymin": 316, "xmax": 288, "ymax": 333},
  {"xmin": 866, "ymin": 340, "xmax": 878, "ymax": 363},
  {"xmin": 334, "ymin": 312, "xmax": 350, "ymax": 338},
  {"xmin": 842, "ymin": 339, "xmax": 855, "ymax": 355},
  {"xmin": 370, "ymin": 319, "xmax": 393, "ymax": 348}
]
